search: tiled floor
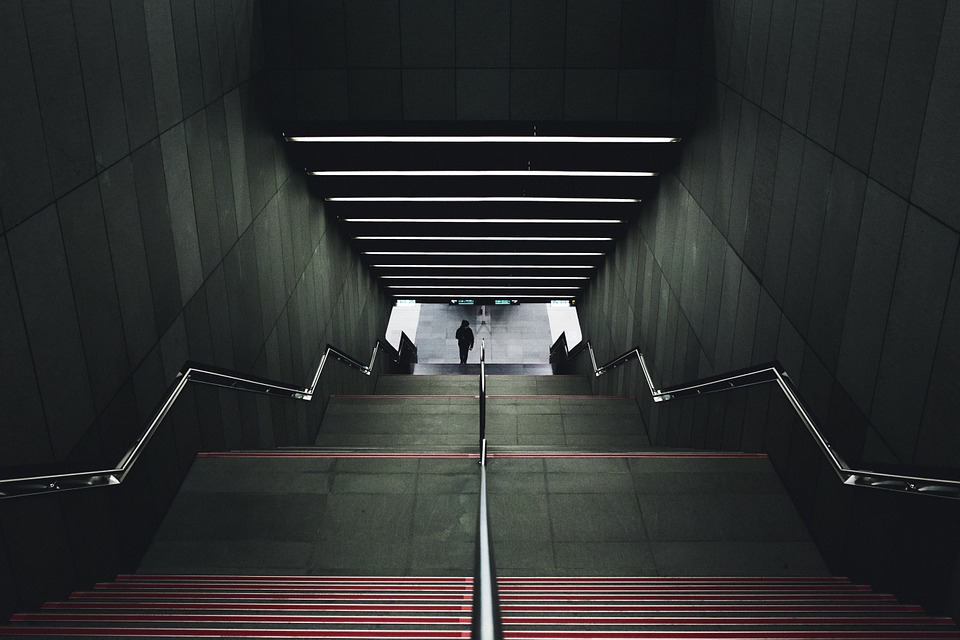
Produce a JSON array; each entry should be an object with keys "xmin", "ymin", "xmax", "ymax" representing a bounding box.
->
[
  {"xmin": 406, "ymin": 303, "xmax": 554, "ymax": 364},
  {"xmin": 139, "ymin": 374, "xmax": 828, "ymax": 579},
  {"xmin": 140, "ymin": 454, "xmax": 827, "ymax": 577}
]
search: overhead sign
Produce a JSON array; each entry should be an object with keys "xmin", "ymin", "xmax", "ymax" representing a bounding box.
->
[
  {"xmin": 450, "ymin": 299, "xmax": 475, "ymax": 305},
  {"xmin": 494, "ymin": 299, "xmax": 519, "ymax": 305},
  {"xmin": 396, "ymin": 299, "xmax": 417, "ymax": 306}
]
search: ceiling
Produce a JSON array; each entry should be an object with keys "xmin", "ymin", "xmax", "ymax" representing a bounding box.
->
[
  {"xmin": 266, "ymin": 0, "xmax": 699, "ymax": 303},
  {"xmin": 281, "ymin": 123, "xmax": 684, "ymax": 304}
]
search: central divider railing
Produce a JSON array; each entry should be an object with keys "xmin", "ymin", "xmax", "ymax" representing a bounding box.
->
[
  {"xmin": 550, "ymin": 331, "xmax": 960, "ymax": 499},
  {"xmin": 0, "ymin": 333, "xmax": 418, "ymax": 500},
  {"xmin": 472, "ymin": 339, "xmax": 503, "ymax": 640}
]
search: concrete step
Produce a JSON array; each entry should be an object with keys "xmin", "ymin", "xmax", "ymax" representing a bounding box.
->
[
  {"xmin": 3, "ymin": 576, "xmax": 958, "ymax": 639},
  {"xmin": 375, "ymin": 375, "xmax": 593, "ymax": 396},
  {"xmin": 316, "ymin": 395, "xmax": 644, "ymax": 449}
]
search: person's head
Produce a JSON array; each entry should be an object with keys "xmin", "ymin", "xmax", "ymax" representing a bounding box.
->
[{"xmin": 461, "ymin": 320, "xmax": 469, "ymax": 327}]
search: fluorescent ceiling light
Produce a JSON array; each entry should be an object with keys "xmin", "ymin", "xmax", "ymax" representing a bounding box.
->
[
  {"xmin": 381, "ymin": 275, "xmax": 589, "ymax": 280},
  {"xmin": 343, "ymin": 218, "xmax": 623, "ymax": 224},
  {"xmin": 392, "ymin": 294, "xmax": 575, "ymax": 299},
  {"xmin": 355, "ymin": 236, "xmax": 614, "ymax": 241},
  {"xmin": 365, "ymin": 251, "xmax": 604, "ymax": 256},
  {"xmin": 288, "ymin": 135, "xmax": 679, "ymax": 143},
  {"xmin": 309, "ymin": 170, "xmax": 657, "ymax": 177},
  {"xmin": 371, "ymin": 264, "xmax": 596, "ymax": 269},
  {"xmin": 386, "ymin": 286, "xmax": 581, "ymax": 290},
  {"xmin": 326, "ymin": 196, "xmax": 641, "ymax": 203}
]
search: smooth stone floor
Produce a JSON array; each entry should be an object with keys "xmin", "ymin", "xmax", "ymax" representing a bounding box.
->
[
  {"xmin": 414, "ymin": 303, "xmax": 553, "ymax": 364},
  {"xmin": 138, "ymin": 455, "xmax": 828, "ymax": 577},
  {"xmin": 138, "ymin": 372, "xmax": 827, "ymax": 578},
  {"xmin": 138, "ymin": 456, "xmax": 479, "ymax": 576}
]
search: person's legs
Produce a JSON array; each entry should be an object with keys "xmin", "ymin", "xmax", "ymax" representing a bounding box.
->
[{"xmin": 459, "ymin": 344, "xmax": 468, "ymax": 364}]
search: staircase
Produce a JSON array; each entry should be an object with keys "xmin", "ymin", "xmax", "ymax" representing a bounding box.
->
[
  {"xmin": 2, "ymin": 373, "xmax": 958, "ymax": 637},
  {"xmin": 2, "ymin": 575, "xmax": 958, "ymax": 638}
]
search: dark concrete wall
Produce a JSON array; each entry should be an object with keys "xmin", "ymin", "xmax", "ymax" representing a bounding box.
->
[
  {"xmin": 262, "ymin": 0, "xmax": 703, "ymax": 122},
  {"xmin": 0, "ymin": 0, "xmax": 390, "ymax": 620},
  {"xmin": 578, "ymin": 0, "xmax": 960, "ymax": 616}
]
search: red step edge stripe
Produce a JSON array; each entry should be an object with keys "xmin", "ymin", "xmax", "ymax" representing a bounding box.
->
[
  {"xmin": 197, "ymin": 452, "xmax": 767, "ymax": 459},
  {"xmin": 119, "ymin": 575, "xmax": 849, "ymax": 584},
  {"xmin": 197, "ymin": 452, "xmax": 480, "ymax": 459},
  {"xmin": 41, "ymin": 602, "xmax": 925, "ymax": 613},
  {"xmin": 116, "ymin": 576, "xmax": 472, "ymax": 583},
  {"xmin": 12, "ymin": 613, "xmax": 953, "ymax": 626},
  {"xmin": 0, "ymin": 628, "xmax": 957, "ymax": 639},
  {"xmin": 94, "ymin": 583, "xmax": 872, "ymax": 592},
  {"xmin": 68, "ymin": 591, "xmax": 897, "ymax": 602},
  {"xmin": 0, "ymin": 629, "xmax": 470, "ymax": 638}
]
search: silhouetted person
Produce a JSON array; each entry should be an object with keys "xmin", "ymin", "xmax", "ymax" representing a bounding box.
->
[{"xmin": 455, "ymin": 320, "xmax": 474, "ymax": 364}]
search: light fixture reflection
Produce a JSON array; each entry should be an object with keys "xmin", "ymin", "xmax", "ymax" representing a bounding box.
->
[
  {"xmin": 386, "ymin": 286, "xmax": 581, "ymax": 290},
  {"xmin": 288, "ymin": 135, "xmax": 679, "ymax": 143},
  {"xmin": 344, "ymin": 218, "xmax": 623, "ymax": 224},
  {"xmin": 365, "ymin": 251, "xmax": 604, "ymax": 256},
  {"xmin": 309, "ymin": 170, "xmax": 657, "ymax": 177},
  {"xmin": 380, "ymin": 275, "xmax": 588, "ymax": 280},
  {"xmin": 355, "ymin": 236, "xmax": 614, "ymax": 241},
  {"xmin": 327, "ymin": 196, "xmax": 641, "ymax": 203},
  {"xmin": 370, "ymin": 264, "xmax": 596, "ymax": 269}
]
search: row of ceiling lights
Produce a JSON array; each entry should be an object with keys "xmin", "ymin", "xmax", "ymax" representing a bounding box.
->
[{"xmin": 289, "ymin": 134, "xmax": 678, "ymax": 300}]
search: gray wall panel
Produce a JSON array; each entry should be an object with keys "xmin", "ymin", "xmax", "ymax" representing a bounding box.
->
[
  {"xmin": 870, "ymin": 209, "xmax": 957, "ymax": 463},
  {"xmin": 511, "ymin": 0, "xmax": 565, "ymax": 68},
  {"xmin": 400, "ymin": 0, "xmax": 454, "ymax": 67},
  {"xmin": 565, "ymin": 70, "xmax": 618, "ymax": 121},
  {"xmin": 344, "ymin": 0, "xmax": 400, "ymax": 68},
  {"xmin": 780, "ymin": 0, "xmax": 822, "ymax": 133},
  {"xmin": 170, "ymin": 0, "xmax": 205, "ymax": 116},
  {"xmin": 869, "ymin": 1, "xmax": 945, "ymax": 199},
  {"xmin": 74, "ymin": 0, "xmax": 130, "ymax": 170},
  {"xmin": 184, "ymin": 111, "xmax": 223, "ymax": 277},
  {"xmin": 100, "ymin": 159, "xmax": 159, "ymax": 369},
  {"xmin": 456, "ymin": 69, "xmax": 510, "ymax": 120},
  {"xmin": 8, "ymin": 206, "xmax": 95, "ymax": 460},
  {"xmin": 456, "ymin": 0, "xmax": 509, "ymax": 67},
  {"xmin": 403, "ymin": 69, "xmax": 456, "ymax": 120},
  {"xmin": 195, "ymin": 0, "xmax": 224, "ymax": 101},
  {"xmin": 833, "ymin": 0, "xmax": 896, "ymax": 174},
  {"xmin": 143, "ymin": 0, "xmax": 184, "ymax": 131},
  {"xmin": 835, "ymin": 181, "xmax": 906, "ymax": 415},
  {"xmin": 759, "ymin": 0, "xmax": 796, "ymax": 118},
  {"xmin": 112, "ymin": 0, "xmax": 160, "ymax": 149},
  {"xmin": 161, "ymin": 124, "xmax": 204, "ymax": 305},
  {"xmin": 566, "ymin": 0, "xmax": 621, "ymax": 68},
  {"xmin": 806, "ymin": 160, "xmax": 865, "ymax": 370},
  {"xmin": 132, "ymin": 140, "xmax": 183, "ymax": 333},
  {"xmin": 58, "ymin": 180, "xmax": 130, "ymax": 413},
  {"xmin": 22, "ymin": 0, "xmax": 95, "ymax": 196},
  {"xmin": 782, "ymin": 141, "xmax": 831, "ymax": 334},
  {"xmin": 0, "ymin": 244, "xmax": 52, "ymax": 466},
  {"xmin": 912, "ymin": 0, "xmax": 960, "ymax": 232},
  {"xmin": 0, "ymin": 0, "xmax": 53, "ymax": 228},
  {"xmin": 804, "ymin": 0, "xmax": 856, "ymax": 151}
]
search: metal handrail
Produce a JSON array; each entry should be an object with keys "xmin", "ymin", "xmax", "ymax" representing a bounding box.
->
[
  {"xmin": 565, "ymin": 338, "xmax": 960, "ymax": 499},
  {"xmin": 472, "ymin": 338, "xmax": 502, "ymax": 640},
  {"xmin": 0, "ymin": 335, "xmax": 416, "ymax": 500},
  {"xmin": 479, "ymin": 339, "xmax": 487, "ymax": 462}
]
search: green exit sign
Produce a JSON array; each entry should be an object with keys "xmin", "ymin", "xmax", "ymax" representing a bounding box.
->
[
  {"xmin": 451, "ymin": 299, "xmax": 475, "ymax": 305},
  {"xmin": 495, "ymin": 299, "xmax": 519, "ymax": 305}
]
